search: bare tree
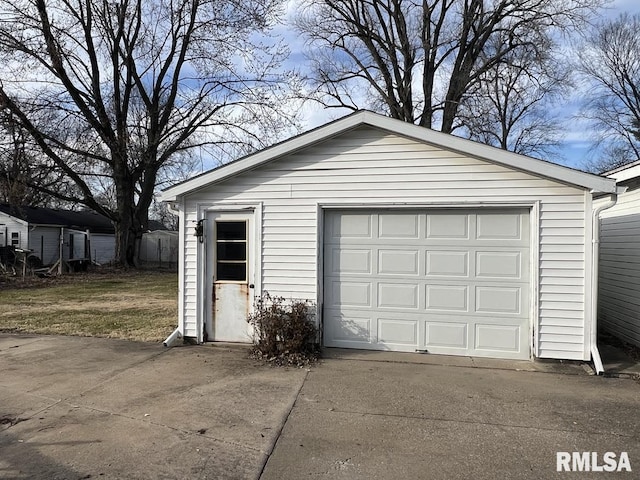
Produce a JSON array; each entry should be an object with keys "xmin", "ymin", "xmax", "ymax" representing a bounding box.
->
[
  {"xmin": 0, "ymin": 0, "xmax": 299, "ymax": 266},
  {"xmin": 457, "ymin": 33, "xmax": 568, "ymax": 157},
  {"xmin": 0, "ymin": 109, "xmax": 68, "ymax": 207},
  {"xmin": 295, "ymin": 0, "xmax": 604, "ymax": 138},
  {"xmin": 579, "ymin": 13, "xmax": 640, "ymax": 172}
]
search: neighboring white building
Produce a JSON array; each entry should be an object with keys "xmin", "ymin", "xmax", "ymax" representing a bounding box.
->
[
  {"xmin": 0, "ymin": 205, "xmax": 116, "ymax": 266},
  {"xmin": 160, "ymin": 111, "xmax": 619, "ymax": 368},
  {"xmin": 139, "ymin": 230, "xmax": 179, "ymax": 268},
  {"xmin": 598, "ymin": 161, "xmax": 640, "ymax": 348}
]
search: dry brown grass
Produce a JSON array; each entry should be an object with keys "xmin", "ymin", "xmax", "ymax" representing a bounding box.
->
[{"xmin": 0, "ymin": 269, "xmax": 178, "ymax": 342}]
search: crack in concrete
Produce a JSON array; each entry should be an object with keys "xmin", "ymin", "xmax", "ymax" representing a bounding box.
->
[
  {"xmin": 256, "ymin": 368, "xmax": 310, "ymax": 480},
  {"xmin": 66, "ymin": 347, "xmax": 171, "ymax": 401}
]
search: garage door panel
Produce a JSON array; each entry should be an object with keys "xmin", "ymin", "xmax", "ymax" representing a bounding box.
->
[
  {"xmin": 331, "ymin": 213, "xmax": 372, "ymax": 238},
  {"xmin": 425, "ymin": 322, "xmax": 468, "ymax": 349},
  {"xmin": 475, "ymin": 251, "xmax": 522, "ymax": 279},
  {"xmin": 378, "ymin": 213, "xmax": 420, "ymax": 238},
  {"xmin": 377, "ymin": 283, "xmax": 419, "ymax": 309},
  {"xmin": 475, "ymin": 286, "xmax": 522, "ymax": 315},
  {"xmin": 324, "ymin": 210, "xmax": 531, "ymax": 360},
  {"xmin": 330, "ymin": 248, "xmax": 372, "ymax": 274},
  {"xmin": 425, "ymin": 284, "xmax": 468, "ymax": 311},
  {"xmin": 426, "ymin": 250, "xmax": 469, "ymax": 276},
  {"xmin": 377, "ymin": 319, "xmax": 418, "ymax": 346},
  {"xmin": 330, "ymin": 281, "xmax": 372, "ymax": 307},
  {"xmin": 475, "ymin": 324, "xmax": 521, "ymax": 353},
  {"xmin": 426, "ymin": 213, "xmax": 470, "ymax": 239},
  {"xmin": 378, "ymin": 249, "xmax": 419, "ymax": 275},
  {"xmin": 325, "ymin": 311, "xmax": 372, "ymax": 344},
  {"xmin": 476, "ymin": 213, "xmax": 523, "ymax": 240}
]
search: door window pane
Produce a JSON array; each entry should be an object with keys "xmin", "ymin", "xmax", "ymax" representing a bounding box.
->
[
  {"xmin": 217, "ymin": 263, "xmax": 247, "ymax": 281},
  {"xmin": 217, "ymin": 222, "xmax": 247, "ymax": 240},
  {"xmin": 217, "ymin": 242, "xmax": 246, "ymax": 261}
]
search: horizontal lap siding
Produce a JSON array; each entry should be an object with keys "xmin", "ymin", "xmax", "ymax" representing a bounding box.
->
[
  {"xmin": 598, "ymin": 188, "xmax": 640, "ymax": 347},
  {"xmin": 181, "ymin": 127, "xmax": 588, "ymax": 357},
  {"xmin": 538, "ymin": 202, "xmax": 587, "ymax": 359},
  {"xmin": 28, "ymin": 227, "xmax": 60, "ymax": 265}
]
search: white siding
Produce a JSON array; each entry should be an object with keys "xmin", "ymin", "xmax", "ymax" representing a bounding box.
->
[
  {"xmin": 0, "ymin": 212, "xmax": 28, "ymax": 249},
  {"xmin": 90, "ymin": 234, "xmax": 116, "ymax": 265},
  {"xmin": 28, "ymin": 227, "xmax": 61, "ymax": 266},
  {"xmin": 180, "ymin": 127, "xmax": 590, "ymax": 359},
  {"xmin": 598, "ymin": 187, "xmax": 640, "ymax": 347}
]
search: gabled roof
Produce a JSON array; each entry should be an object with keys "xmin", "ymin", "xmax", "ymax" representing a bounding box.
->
[
  {"xmin": 160, "ymin": 110, "xmax": 617, "ymax": 201},
  {"xmin": 0, "ymin": 204, "xmax": 115, "ymax": 234}
]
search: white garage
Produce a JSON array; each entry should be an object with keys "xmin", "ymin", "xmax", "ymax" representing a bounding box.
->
[
  {"xmin": 323, "ymin": 209, "xmax": 530, "ymax": 359},
  {"xmin": 160, "ymin": 110, "xmax": 619, "ymax": 368}
]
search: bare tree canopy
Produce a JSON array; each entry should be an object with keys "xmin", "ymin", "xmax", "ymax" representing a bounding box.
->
[
  {"xmin": 295, "ymin": 0, "xmax": 606, "ymax": 141},
  {"xmin": 579, "ymin": 12, "xmax": 640, "ymax": 172},
  {"xmin": 456, "ymin": 30, "xmax": 568, "ymax": 157},
  {"xmin": 0, "ymin": 109, "xmax": 68, "ymax": 207},
  {"xmin": 0, "ymin": 0, "xmax": 299, "ymax": 266}
]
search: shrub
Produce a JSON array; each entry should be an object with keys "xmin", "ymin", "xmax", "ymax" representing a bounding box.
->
[{"xmin": 247, "ymin": 292, "xmax": 319, "ymax": 365}]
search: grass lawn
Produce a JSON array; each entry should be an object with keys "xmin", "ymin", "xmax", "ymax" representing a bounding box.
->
[{"xmin": 0, "ymin": 270, "xmax": 178, "ymax": 342}]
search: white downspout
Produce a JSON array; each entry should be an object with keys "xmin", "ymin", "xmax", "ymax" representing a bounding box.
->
[
  {"xmin": 590, "ymin": 193, "xmax": 619, "ymax": 375},
  {"xmin": 163, "ymin": 327, "xmax": 182, "ymax": 347}
]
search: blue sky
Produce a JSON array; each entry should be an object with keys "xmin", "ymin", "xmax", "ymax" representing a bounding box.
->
[
  {"xmin": 281, "ymin": 0, "xmax": 640, "ymax": 171},
  {"xmin": 557, "ymin": 0, "xmax": 640, "ymax": 169}
]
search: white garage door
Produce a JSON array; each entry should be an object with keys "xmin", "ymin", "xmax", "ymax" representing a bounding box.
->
[{"xmin": 323, "ymin": 209, "xmax": 531, "ymax": 359}]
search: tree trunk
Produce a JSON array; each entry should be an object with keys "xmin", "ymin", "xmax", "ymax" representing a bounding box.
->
[{"xmin": 113, "ymin": 169, "xmax": 138, "ymax": 267}]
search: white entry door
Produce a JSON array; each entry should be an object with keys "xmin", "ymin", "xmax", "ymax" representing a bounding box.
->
[
  {"xmin": 206, "ymin": 211, "xmax": 254, "ymax": 342},
  {"xmin": 323, "ymin": 209, "xmax": 531, "ymax": 359}
]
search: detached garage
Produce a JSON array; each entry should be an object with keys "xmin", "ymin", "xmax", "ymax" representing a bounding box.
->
[{"xmin": 160, "ymin": 111, "xmax": 618, "ymax": 368}]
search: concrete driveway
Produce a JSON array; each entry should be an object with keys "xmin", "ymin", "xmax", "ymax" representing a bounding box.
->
[
  {"xmin": 1, "ymin": 335, "xmax": 639, "ymax": 479},
  {"xmin": 0, "ymin": 335, "xmax": 307, "ymax": 479}
]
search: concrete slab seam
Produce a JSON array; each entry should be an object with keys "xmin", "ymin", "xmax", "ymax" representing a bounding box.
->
[
  {"xmin": 256, "ymin": 368, "xmax": 310, "ymax": 480},
  {"xmin": 323, "ymin": 409, "xmax": 638, "ymax": 439}
]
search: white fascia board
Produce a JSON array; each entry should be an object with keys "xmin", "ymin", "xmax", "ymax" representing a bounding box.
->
[
  {"xmin": 160, "ymin": 110, "xmax": 617, "ymax": 201},
  {"xmin": 604, "ymin": 161, "xmax": 640, "ymax": 182}
]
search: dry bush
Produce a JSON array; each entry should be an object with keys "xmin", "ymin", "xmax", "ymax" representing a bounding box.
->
[{"xmin": 247, "ymin": 292, "xmax": 319, "ymax": 366}]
